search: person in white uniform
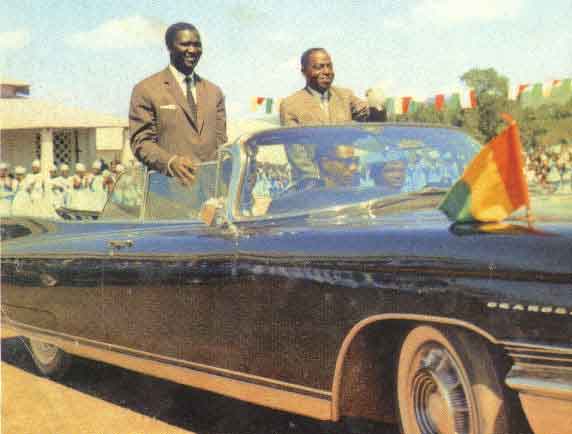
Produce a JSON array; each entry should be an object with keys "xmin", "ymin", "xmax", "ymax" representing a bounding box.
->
[
  {"xmin": 0, "ymin": 162, "xmax": 15, "ymax": 216},
  {"xmin": 86, "ymin": 160, "xmax": 108, "ymax": 211},
  {"xmin": 68, "ymin": 163, "xmax": 89, "ymax": 210},
  {"xmin": 28, "ymin": 160, "xmax": 60, "ymax": 218},
  {"xmin": 11, "ymin": 166, "xmax": 31, "ymax": 216},
  {"xmin": 51, "ymin": 164, "xmax": 71, "ymax": 209},
  {"xmin": 43, "ymin": 165, "xmax": 65, "ymax": 218},
  {"xmin": 23, "ymin": 160, "xmax": 47, "ymax": 215}
]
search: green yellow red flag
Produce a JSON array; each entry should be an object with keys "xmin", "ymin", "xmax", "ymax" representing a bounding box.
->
[{"xmin": 439, "ymin": 114, "xmax": 530, "ymax": 223}]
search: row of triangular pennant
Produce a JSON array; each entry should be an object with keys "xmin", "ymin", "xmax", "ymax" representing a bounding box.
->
[
  {"xmin": 251, "ymin": 77, "xmax": 572, "ymax": 115},
  {"xmin": 509, "ymin": 78, "xmax": 572, "ymax": 107},
  {"xmin": 248, "ymin": 93, "xmax": 476, "ymax": 115},
  {"xmin": 250, "ymin": 97, "xmax": 282, "ymax": 114},
  {"xmin": 385, "ymin": 90, "xmax": 478, "ymax": 115}
]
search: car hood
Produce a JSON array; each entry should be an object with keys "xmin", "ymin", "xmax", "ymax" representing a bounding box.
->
[{"xmin": 305, "ymin": 191, "xmax": 572, "ymax": 236}]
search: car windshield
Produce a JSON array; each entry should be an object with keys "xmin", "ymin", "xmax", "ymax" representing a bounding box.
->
[
  {"xmin": 145, "ymin": 161, "xmax": 221, "ymax": 221},
  {"xmin": 100, "ymin": 166, "xmax": 146, "ymax": 220},
  {"xmin": 239, "ymin": 125, "xmax": 481, "ymax": 217}
]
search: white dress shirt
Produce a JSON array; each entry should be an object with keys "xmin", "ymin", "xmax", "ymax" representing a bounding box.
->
[
  {"xmin": 307, "ymin": 86, "xmax": 330, "ymax": 115},
  {"xmin": 169, "ymin": 64, "xmax": 197, "ymax": 102},
  {"xmin": 166, "ymin": 65, "xmax": 200, "ymax": 175}
]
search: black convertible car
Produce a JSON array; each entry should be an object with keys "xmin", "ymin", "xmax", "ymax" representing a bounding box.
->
[{"xmin": 2, "ymin": 124, "xmax": 571, "ymax": 434}]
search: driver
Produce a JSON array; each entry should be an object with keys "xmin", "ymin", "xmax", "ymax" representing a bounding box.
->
[
  {"xmin": 316, "ymin": 144, "xmax": 360, "ymax": 188},
  {"xmin": 280, "ymin": 144, "xmax": 360, "ymax": 194}
]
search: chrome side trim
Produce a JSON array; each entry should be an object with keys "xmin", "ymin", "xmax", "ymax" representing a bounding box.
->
[
  {"xmin": 507, "ymin": 353, "xmax": 572, "ymax": 365},
  {"xmin": 501, "ymin": 340, "xmax": 572, "ymax": 355},
  {"xmin": 506, "ymin": 365, "xmax": 572, "ymax": 401},
  {"xmin": 504, "ymin": 340, "xmax": 572, "ymax": 374},
  {"xmin": 514, "ymin": 361, "xmax": 572, "ymax": 372},
  {"xmin": 4, "ymin": 319, "xmax": 332, "ymax": 420},
  {"xmin": 505, "ymin": 344, "xmax": 572, "ymax": 434}
]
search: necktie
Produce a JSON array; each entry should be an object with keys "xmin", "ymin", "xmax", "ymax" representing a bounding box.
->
[
  {"xmin": 320, "ymin": 93, "xmax": 329, "ymax": 117},
  {"xmin": 184, "ymin": 75, "xmax": 198, "ymax": 122}
]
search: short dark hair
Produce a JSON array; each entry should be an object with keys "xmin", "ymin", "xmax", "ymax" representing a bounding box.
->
[
  {"xmin": 165, "ymin": 22, "xmax": 199, "ymax": 49},
  {"xmin": 300, "ymin": 48, "xmax": 328, "ymax": 70}
]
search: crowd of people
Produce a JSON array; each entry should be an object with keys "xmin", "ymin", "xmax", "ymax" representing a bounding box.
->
[
  {"xmin": 2, "ymin": 21, "xmax": 569, "ymax": 220},
  {"xmin": 0, "ymin": 159, "xmax": 127, "ymax": 218},
  {"xmin": 525, "ymin": 147, "xmax": 572, "ymax": 193},
  {"xmin": 250, "ymin": 162, "xmax": 291, "ymax": 199}
]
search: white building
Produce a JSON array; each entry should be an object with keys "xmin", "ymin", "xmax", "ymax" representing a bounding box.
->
[{"xmin": 0, "ymin": 79, "xmax": 132, "ymax": 175}]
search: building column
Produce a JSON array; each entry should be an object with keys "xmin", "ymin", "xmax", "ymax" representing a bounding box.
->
[
  {"xmin": 120, "ymin": 127, "xmax": 134, "ymax": 164},
  {"xmin": 40, "ymin": 128, "xmax": 53, "ymax": 177}
]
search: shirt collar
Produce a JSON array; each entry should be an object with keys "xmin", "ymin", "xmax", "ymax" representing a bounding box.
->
[
  {"xmin": 306, "ymin": 86, "xmax": 330, "ymax": 101},
  {"xmin": 169, "ymin": 64, "xmax": 195, "ymax": 86}
]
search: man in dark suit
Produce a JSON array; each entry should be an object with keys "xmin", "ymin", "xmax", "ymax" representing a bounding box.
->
[
  {"xmin": 280, "ymin": 48, "xmax": 386, "ymax": 126},
  {"xmin": 129, "ymin": 22, "xmax": 227, "ymax": 185}
]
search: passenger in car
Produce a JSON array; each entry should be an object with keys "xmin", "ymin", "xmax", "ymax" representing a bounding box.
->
[
  {"xmin": 370, "ymin": 159, "xmax": 408, "ymax": 193},
  {"xmin": 425, "ymin": 150, "xmax": 446, "ymax": 186},
  {"xmin": 403, "ymin": 151, "xmax": 428, "ymax": 192},
  {"xmin": 316, "ymin": 145, "xmax": 360, "ymax": 188}
]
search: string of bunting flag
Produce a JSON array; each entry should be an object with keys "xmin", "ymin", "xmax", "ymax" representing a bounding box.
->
[
  {"xmin": 250, "ymin": 78, "xmax": 571, "ymax": 115},
  {"xmin": 250, "ymin": 97, "xmax": 283, "ymax": 114},
  {"xmin": 385, "ymin": 90, "xmax": 478, "ymax": 116},
  {"xmin": 510, "ymin": 78, "xmax": 572, "ymax": 108},
  {"xmin": 385, "ymin": 78, "xmax": 571, "ymax": 116}
]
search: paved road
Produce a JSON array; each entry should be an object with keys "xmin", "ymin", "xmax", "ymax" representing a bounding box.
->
[{"xmin": 1, "ymin": 329, "xmax": 397, "ymax": 434}]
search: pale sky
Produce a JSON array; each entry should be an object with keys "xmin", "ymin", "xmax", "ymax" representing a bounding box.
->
[{"xmin": 1, "ymin": 0, "xmax": 571, "ymax": 119}]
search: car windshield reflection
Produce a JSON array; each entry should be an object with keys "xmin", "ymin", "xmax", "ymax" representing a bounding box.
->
[
  {"xmin": 145, "ymin": 162, "xmax": 221, "ymax": 221},
  {"xmin": 239, "ymin": 125, "xmax": 481, "ymax": 217}
]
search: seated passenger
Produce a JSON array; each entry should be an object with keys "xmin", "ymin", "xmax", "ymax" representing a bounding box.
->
[
  {"xmin": 400, "ymin": 151, "xmax": 426, "ymax": 192},
  {"xmin": 441, "ymin": 152, "xmax": 460, "ymax": 186},
  {"xmin": 425, "ymin": 150, "xmax": 446, "ymax": 186},
  {"xmin": 370, "ymin": 159, "xmax": 407, "ymax": 194},
  {"xmin": 316, "ymin": 144, "xmax": 360, "ymax": 188}
]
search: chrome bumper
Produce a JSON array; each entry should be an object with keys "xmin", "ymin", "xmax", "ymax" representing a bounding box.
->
[{"xmin": 505, "ymin": 342, "xmax": 572, "ymax": 434}]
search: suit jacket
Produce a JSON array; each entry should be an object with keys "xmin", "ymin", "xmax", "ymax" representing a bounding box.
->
[
  {"xmin": 279, "ymin": 86, "xmax": 369, "ymax": 126},
  {"xmin": 279, "ymin": 86, "xmax": 370, "ymax": 179},
  {"xmin": 129, "ymin": 67, "xmax": 227, "ymax": 173}
]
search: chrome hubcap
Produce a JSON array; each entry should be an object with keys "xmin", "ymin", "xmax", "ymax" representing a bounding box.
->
[
  {"xmin": 410, "ymin": 345, "xmax": 472, "ymax": 434},
  {"xmin": 29, "ymin": 340, "xmax": 59, "ymax": 365}
]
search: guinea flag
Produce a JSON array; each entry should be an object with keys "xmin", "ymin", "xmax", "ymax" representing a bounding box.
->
[{"xmin": 439, "ymin": 114, "xmax": 530, "ymax": 223}]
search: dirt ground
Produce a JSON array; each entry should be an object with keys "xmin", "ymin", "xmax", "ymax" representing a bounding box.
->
[{"xmin": 1, "ymin": 328, "xmax": 396, "ymax": 434}]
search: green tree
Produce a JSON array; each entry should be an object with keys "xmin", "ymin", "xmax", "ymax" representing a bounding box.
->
[
  {"xmin": 460, "ymin": 68, "xmax": 510, "ymax": 142},
  {"xmin": 460, "ymin": 67, "xmax": 509, "ymax": 97}
]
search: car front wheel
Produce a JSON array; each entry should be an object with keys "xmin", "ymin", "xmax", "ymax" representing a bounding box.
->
[
  {"xmin": 396, "ymin": 325, "xmax": 510, "ymax": 434},
  {"xmin": 26, "ymin": 338, "xmax": 72, "ymax": 380}
]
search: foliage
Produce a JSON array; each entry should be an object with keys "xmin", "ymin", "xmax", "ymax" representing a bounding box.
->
[{"xmin": 460, "ymin": 68, "xmax": 509, "ymax": 97}]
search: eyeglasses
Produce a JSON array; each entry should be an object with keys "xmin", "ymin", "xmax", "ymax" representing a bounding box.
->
[{"xmin": 334, "ymin": 156, "xmax": 359, "ymax": 166}]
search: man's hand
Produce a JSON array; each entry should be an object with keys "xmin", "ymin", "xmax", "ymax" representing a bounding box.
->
[{"xmin": 170, "ymin": 155, "xmax": 198, "ymax": 186}]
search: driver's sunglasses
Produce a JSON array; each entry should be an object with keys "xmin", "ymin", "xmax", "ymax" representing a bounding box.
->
[{"xmin": 334, "ymin": 156, "xmax": 359, "ymax": 166}]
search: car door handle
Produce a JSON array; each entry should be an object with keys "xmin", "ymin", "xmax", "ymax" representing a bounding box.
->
[{"xmin": 108, "ymin": 240, "xmax": 134, "ymax": 250}]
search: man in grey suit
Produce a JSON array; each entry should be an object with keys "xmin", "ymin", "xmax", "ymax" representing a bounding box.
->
[
  {"xmin": 129, "ymin": 22, "xmax": 227, "ymax": 185},
  {"xmin": 280, "ymin": 48, "xmax": 385, "ymax": 126}
]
